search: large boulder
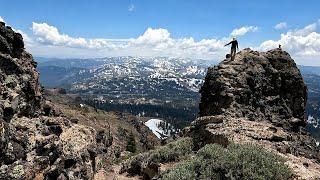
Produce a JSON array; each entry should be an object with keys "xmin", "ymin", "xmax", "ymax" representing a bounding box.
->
[{"xmin": 199, "ymin": 48, "xmax": 307, "ymax": 130}]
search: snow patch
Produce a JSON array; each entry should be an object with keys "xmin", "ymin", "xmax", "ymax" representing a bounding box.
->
[
  {"xmin": 144, "ymin": 119, "xmax": 172, "ymax": 139},
  {"xmin": 308, "ymin": 115, "xmax": 320, "ymax": 128}
]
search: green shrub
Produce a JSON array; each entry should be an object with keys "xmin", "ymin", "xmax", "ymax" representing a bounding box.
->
[
  {"xmin": 161, "ymin": 158, "xmax": 202, "ymax": 180},
  {"xmin": 224, "ymin": 144, "xmax": 293, "ymax": 180},
  {"xmin": 121, "ymin": 137, "xmax": 194, "ymax": 175},
  {"xmin": 151, "ymin": 137, "xmax": 194, "ymax": 163},
  {"xmin": 197, "ymin": 143, "xmax": 225, "ymax": 160},
  {"xmin": 160, "ymin": 143, "xmax": 293, "ymax": 180}
]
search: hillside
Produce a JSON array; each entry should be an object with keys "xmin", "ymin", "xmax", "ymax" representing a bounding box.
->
[{"xmin": 43, "ymin": 88, "xmax": 160, "ymax": 153}]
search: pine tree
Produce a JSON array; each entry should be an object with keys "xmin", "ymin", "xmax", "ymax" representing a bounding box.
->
[{"xmin": 126, "ymin": 132, "xmax": 136, "ymax": 153}]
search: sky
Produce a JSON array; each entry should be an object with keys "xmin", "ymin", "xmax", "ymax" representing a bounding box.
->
[{"xmin": 0, "ymin": 0, "xmax": 320, "ymax": 65}]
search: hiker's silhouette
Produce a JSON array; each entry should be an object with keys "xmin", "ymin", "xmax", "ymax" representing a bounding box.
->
[{"xmin": 225, "ymin": 38, "xmax": 239, "ymax": 61}]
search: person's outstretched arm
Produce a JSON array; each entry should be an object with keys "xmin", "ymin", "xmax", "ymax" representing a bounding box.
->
[{"xmin": 224, "ymin": 41, "xmax": 231, "ymax": 46}]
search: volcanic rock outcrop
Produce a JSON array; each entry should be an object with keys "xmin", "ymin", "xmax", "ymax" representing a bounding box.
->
[
  {"xmin": 0, "ymin": 22, "xmax": 103, "ymax": 180},
  {"xmin": 186, "ymin": 48, "xmax": 320, "ymax": 178},
  {"xmin": 199, "ymin": 48, "xmax": 307, "ymax": 129}
]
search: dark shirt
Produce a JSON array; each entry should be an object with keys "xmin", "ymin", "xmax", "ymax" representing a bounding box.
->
[{"xmin": 226, "ymin": 40, "xmax": 238, "ymax": 49}]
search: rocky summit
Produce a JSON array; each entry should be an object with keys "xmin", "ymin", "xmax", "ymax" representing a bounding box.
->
[
  {"xmin": 0, "ymin": 22, "xmax": 103, "ymax": 180},
  {"xmin": 199, "ymin": 48, "xmax": 307, "ymax": 129},
  {"xmin": 187, "ymin": 48, "xmax": 320, "ymax": 178}
]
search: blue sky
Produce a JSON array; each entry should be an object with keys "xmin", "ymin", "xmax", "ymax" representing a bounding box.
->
[{"xmin": 0, "ymin": 0, "xmax": 320, "ymax": 65}]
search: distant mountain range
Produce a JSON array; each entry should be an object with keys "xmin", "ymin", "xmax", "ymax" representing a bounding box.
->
[
  {"xmin": 297, "ymin": 66, "xmax": 320, "ymax": 140},
  {"xmin": 299, "ymin": 65, "xmax": 320, "ymax": 76},
  {"xmin": 36, "ymin": 57, "xmax": 215, "ymax": 100},
  {"xmin": 36, "ymin": 56, "xmax": 214, "ymax": 91},
  {"xmin": 36, "ymin": 56, "xmax": 216, "ymax": 128},
  {"xmin": 36, "ymin": 57, "xmax": 320, "ymax": 139}
]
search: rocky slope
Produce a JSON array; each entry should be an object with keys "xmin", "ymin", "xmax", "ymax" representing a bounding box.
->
[
  {"xmin": 0, "ymin": 20, "xmax": 97, "ymax": 180},
  {"xmin": 187, "ymin": 48, "xmax": 320, "ymax": 178},
  {"xmin": 0, "ymin": 22, "xmax": 42, "ymax": 121},
  {"xmin": 0, "ymin": 22, "xmax": 158, "ymax": 180}
]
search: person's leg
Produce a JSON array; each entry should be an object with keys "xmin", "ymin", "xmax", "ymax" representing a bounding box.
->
[{"xmin": 231, "ymin": 48, "xmax": 236, "ymax": 60}]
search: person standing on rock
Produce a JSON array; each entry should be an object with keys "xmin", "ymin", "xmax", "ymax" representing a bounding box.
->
[{"xmin": 225, "ymin": 37, "xmax": 239, "ymax": 60}]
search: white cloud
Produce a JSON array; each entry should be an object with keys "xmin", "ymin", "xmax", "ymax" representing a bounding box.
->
[
  {"xmin": 274, "ymin": 22, "xmax": 287, "ymax": 30},
  {"xmin": 23, "ymin": 20, "xmax": 320, "ymax": 65},
  {"xmin": 133, "ymin": 28, "xmax": 171, "ymax": 45},
  {"xmin": 0, "ymin": 16, "xmax": 5, "ymax": 23},
  {"xmin": 230, "ymin": 26, "xmax": 258, "ymax": 37},
  {"xmin": 29, "ymin": 23, "xmax": 227, "ymax": 59},
  {"xmin": 32, "ymin": 22, "xmax": 118, "ymax": 50},
  {"xmin": 128, "ymin": 4, "xmax": 135, "ymax": 11},
  {"xmin": 293, "ymin": 22, "xmax": 318, "ymax": 36},
  {"xmin": 259, "ymin": 20, "xmax": 320, "ymax": 65},
  {"xmin": 129, "ymin": 28, "xmax": 226, "ymax": 58}
]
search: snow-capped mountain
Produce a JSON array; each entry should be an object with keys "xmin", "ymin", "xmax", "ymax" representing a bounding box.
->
[
  {"xmin": 69, "ymin": 56, "xmax": 211, "ymax": 94},
  {"xmin": 37, "ymin": 56, "xmax": 216, "ymax": 128},
  {"xmin": 37, "ymin": 56, "xmax": 215, "ymax": 103}
]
